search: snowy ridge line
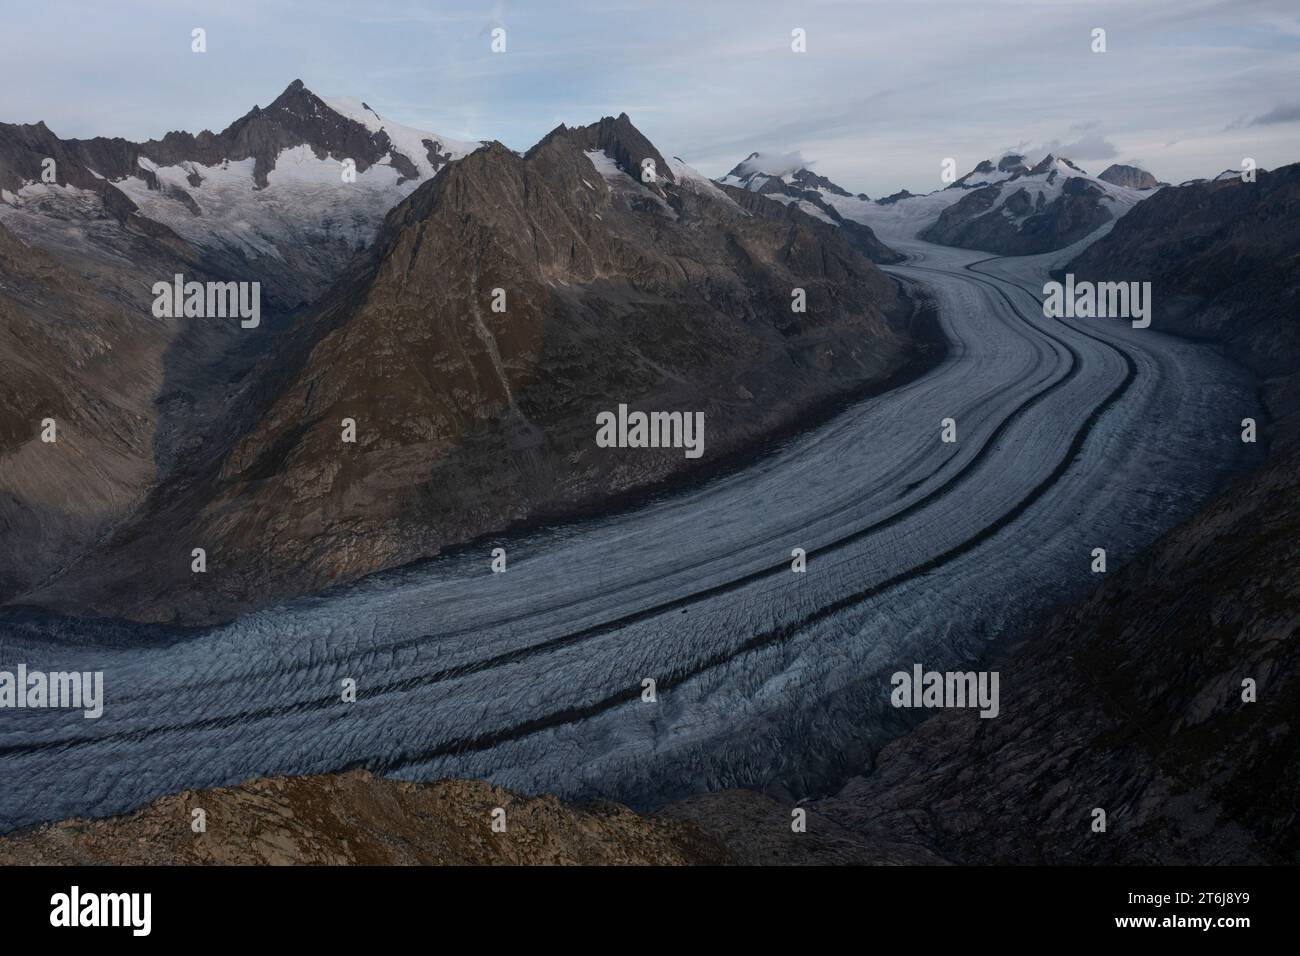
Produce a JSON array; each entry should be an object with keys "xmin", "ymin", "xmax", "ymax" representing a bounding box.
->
[{"xmin": 0, "ymin": 253, "xmax": 1134, "ymax": 761}]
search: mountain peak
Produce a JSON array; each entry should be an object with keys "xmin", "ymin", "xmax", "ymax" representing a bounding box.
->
[
  {"xmin": 542, "ymin": 112, "xmax": 673, "ymax": 184},
  {"xmin": 265, "ymin": 79, "xmax": 329, "ymax": 118},
  {"xmin": 1097, "ymin": 163, "xmax": 1159, "ymax": 189},
  {"xmin": 716, "ymin": 152, "xmax": 858, "ymax": 201}
]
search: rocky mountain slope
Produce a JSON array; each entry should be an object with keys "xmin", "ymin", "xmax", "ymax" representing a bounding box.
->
[
  {"xmin": 0, "ymin": 222, "xmax": 168, "ymax": 597},
  {"xmin": 786, "ymin": 442, "xmax": 1300, "ymax": 865},
  {"xmin": 6, "ymin": 107, "xmax": 923, "ymax": 623},
  {"xmin": 716, "ymin": 152, "xmax": 901, "ymax": 263},
  {"xmin": 1067, "ymin": 162, "xmax": 1300, "ymax": 443}
]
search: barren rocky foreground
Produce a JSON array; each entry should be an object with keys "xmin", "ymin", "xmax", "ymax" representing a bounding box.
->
[{"xmin": 0, "ymin": 770, "xmax": 728, "ymax": 865}]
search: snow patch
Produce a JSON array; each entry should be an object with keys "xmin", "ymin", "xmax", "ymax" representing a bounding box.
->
[
  {"xmin": 320, "ymin": 95, "xmax": 481, "ymax": 180},
  {"xmin": 115, "ymin": 146, "xmax": 417, "ymax": 259},
  {"xmin": 669, "ymin": 156, "xmax": 743, "ymax": 211}
]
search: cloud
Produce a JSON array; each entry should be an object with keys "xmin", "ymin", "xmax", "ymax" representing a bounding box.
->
[
  {"xmin": 1250, "ymin": 101, "xmax": 1300, "ymax": 125},
  {"xmin": 3, "ymin": 0, "xmax": 1297, "ymax": 197},
  {"xmin": 1035, "ymin": 123, "xmax": 1120, "ymax": 162},
  {"xmin": 734, "ymin": 149, "xmax": 811, "ymax": 177}
]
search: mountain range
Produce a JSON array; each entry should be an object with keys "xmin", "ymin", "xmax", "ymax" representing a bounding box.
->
[
  {"xmin": 0, "ymin": 79, "xmax": 1296, "ymax": 866},
  {"xmin": 0, "ymin": 81, "xmax": 926, "ymax": 622},
  {"xmin": 720, "ymin": 149, "xmax": 1157, "ymax": 256}
]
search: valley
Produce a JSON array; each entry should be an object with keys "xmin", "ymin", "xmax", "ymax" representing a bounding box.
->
[
  {"xmin": 0, "ymin": 231, "xmax": 1261, "ymax": 832},
  {"xmin": 0, "ymin": 82, "xmax": 1289, "ymax": 861}
]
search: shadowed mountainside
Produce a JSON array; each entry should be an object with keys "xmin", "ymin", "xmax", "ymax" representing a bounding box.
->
[
  {"xmin": 9, "ymin": 112, "xmax": 920, "ymax": 624},
  {"xmin": 1067, "ymin": 161, "xmax": 1300, "ymax": 444}
]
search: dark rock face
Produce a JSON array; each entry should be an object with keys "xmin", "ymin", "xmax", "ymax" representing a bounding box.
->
[
  {"xmin": 13, "ymin": 116, "xmax": 923, "ymax": 623},
  {"xmin": 788, "ymin": 167, "xmax": 854, "ymax": 197},
  {"xmin": 875, "ymin": 189, "xmax": 915, "ymax": 205},
  {"xmin": 1067, "ymin": 162, "xmax": 1300, "ymax": 441},
  {"xmin": 0, "ymin": 142, "xmax": 279, "ymax": 602},
  {"xmin": 550, "ymin": 112, "xmax": 673, "ymax": 185},
  {"xmin": 0, "ymin": 222, "xmax": 165, "ymax": 597},
  {"xmin": 1098, "ymin": 163, "xmax": 1158, "ymax": 190}
]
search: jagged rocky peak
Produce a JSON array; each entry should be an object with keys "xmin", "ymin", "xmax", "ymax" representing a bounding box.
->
[
  {"xmin": 148, "ymin": 78, "xmax": 404, "ymax": 187},
  {"xmin": 542, "ymin": 112, "xmax": 674, "ymax": 186},
  {"xmin": 1097, "ymin": 163, "xmax": 1159, "ymax": 190},
  {"xmin": 0, "ymin": 80, "xmax": 491, "ymax": 311},
  {"xmin": 1027, "ymin": 154, "xmax": 1056, "ymax": 175},
  {"xmin": 788, "ymin": 167, "xmax": 854, "ymax": 197},
  {"xmin": 213, "ymin": 78, "xmax": 488, "ymax": 185},
  {"xmin": 875, "ymin": 188, "xmax": 915, "ymax": 205},
  {"xmin": 725, "ymin": 151, "xmax": 761, "ymax": 177}
]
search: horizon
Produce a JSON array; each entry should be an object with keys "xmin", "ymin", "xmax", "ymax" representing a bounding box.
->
[{"xmin": 2, "ymin": 0, "xmax": 1298, "ymax": 196}]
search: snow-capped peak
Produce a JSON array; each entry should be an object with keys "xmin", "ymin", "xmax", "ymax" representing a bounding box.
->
[
  {"xmin": 319, "ymin": 95, "xmax": 482, "ymax": 180},
  {"xmin": 716, "ymin": 152, "xmax": 859, "ymax": 199}
]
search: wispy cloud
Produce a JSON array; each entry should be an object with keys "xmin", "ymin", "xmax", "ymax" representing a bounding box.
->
[
  {"xmin": 1250, "ymin": 101, "xmax": 1300, "ymax": 125},
  {"xmin": 0, "ymin": 0, "xmax": 1297, "ymax": 195},
  {"xmin": 1035, "ymin": 123, "xmax": 1120, "ymax": 162}
]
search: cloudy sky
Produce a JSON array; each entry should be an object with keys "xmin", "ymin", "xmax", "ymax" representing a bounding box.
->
[{"xmin": 2, "ymin": 0, "xmax": 1298, "ymax": 195}]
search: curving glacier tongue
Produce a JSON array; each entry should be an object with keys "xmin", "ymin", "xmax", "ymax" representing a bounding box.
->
[{"xmin": 0, "ymin": 235, "xmax": 1263, "ymax": 830}]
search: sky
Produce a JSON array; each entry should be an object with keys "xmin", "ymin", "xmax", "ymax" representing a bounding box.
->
[{"xmin": 1, "ymin": 0, "xmax": 1298, "ymax": 196}]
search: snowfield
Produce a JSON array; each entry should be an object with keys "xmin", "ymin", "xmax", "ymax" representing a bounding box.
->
[{"xmin": 0, "ymin": 233, "xmax": 1263, "ymax": 830}]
